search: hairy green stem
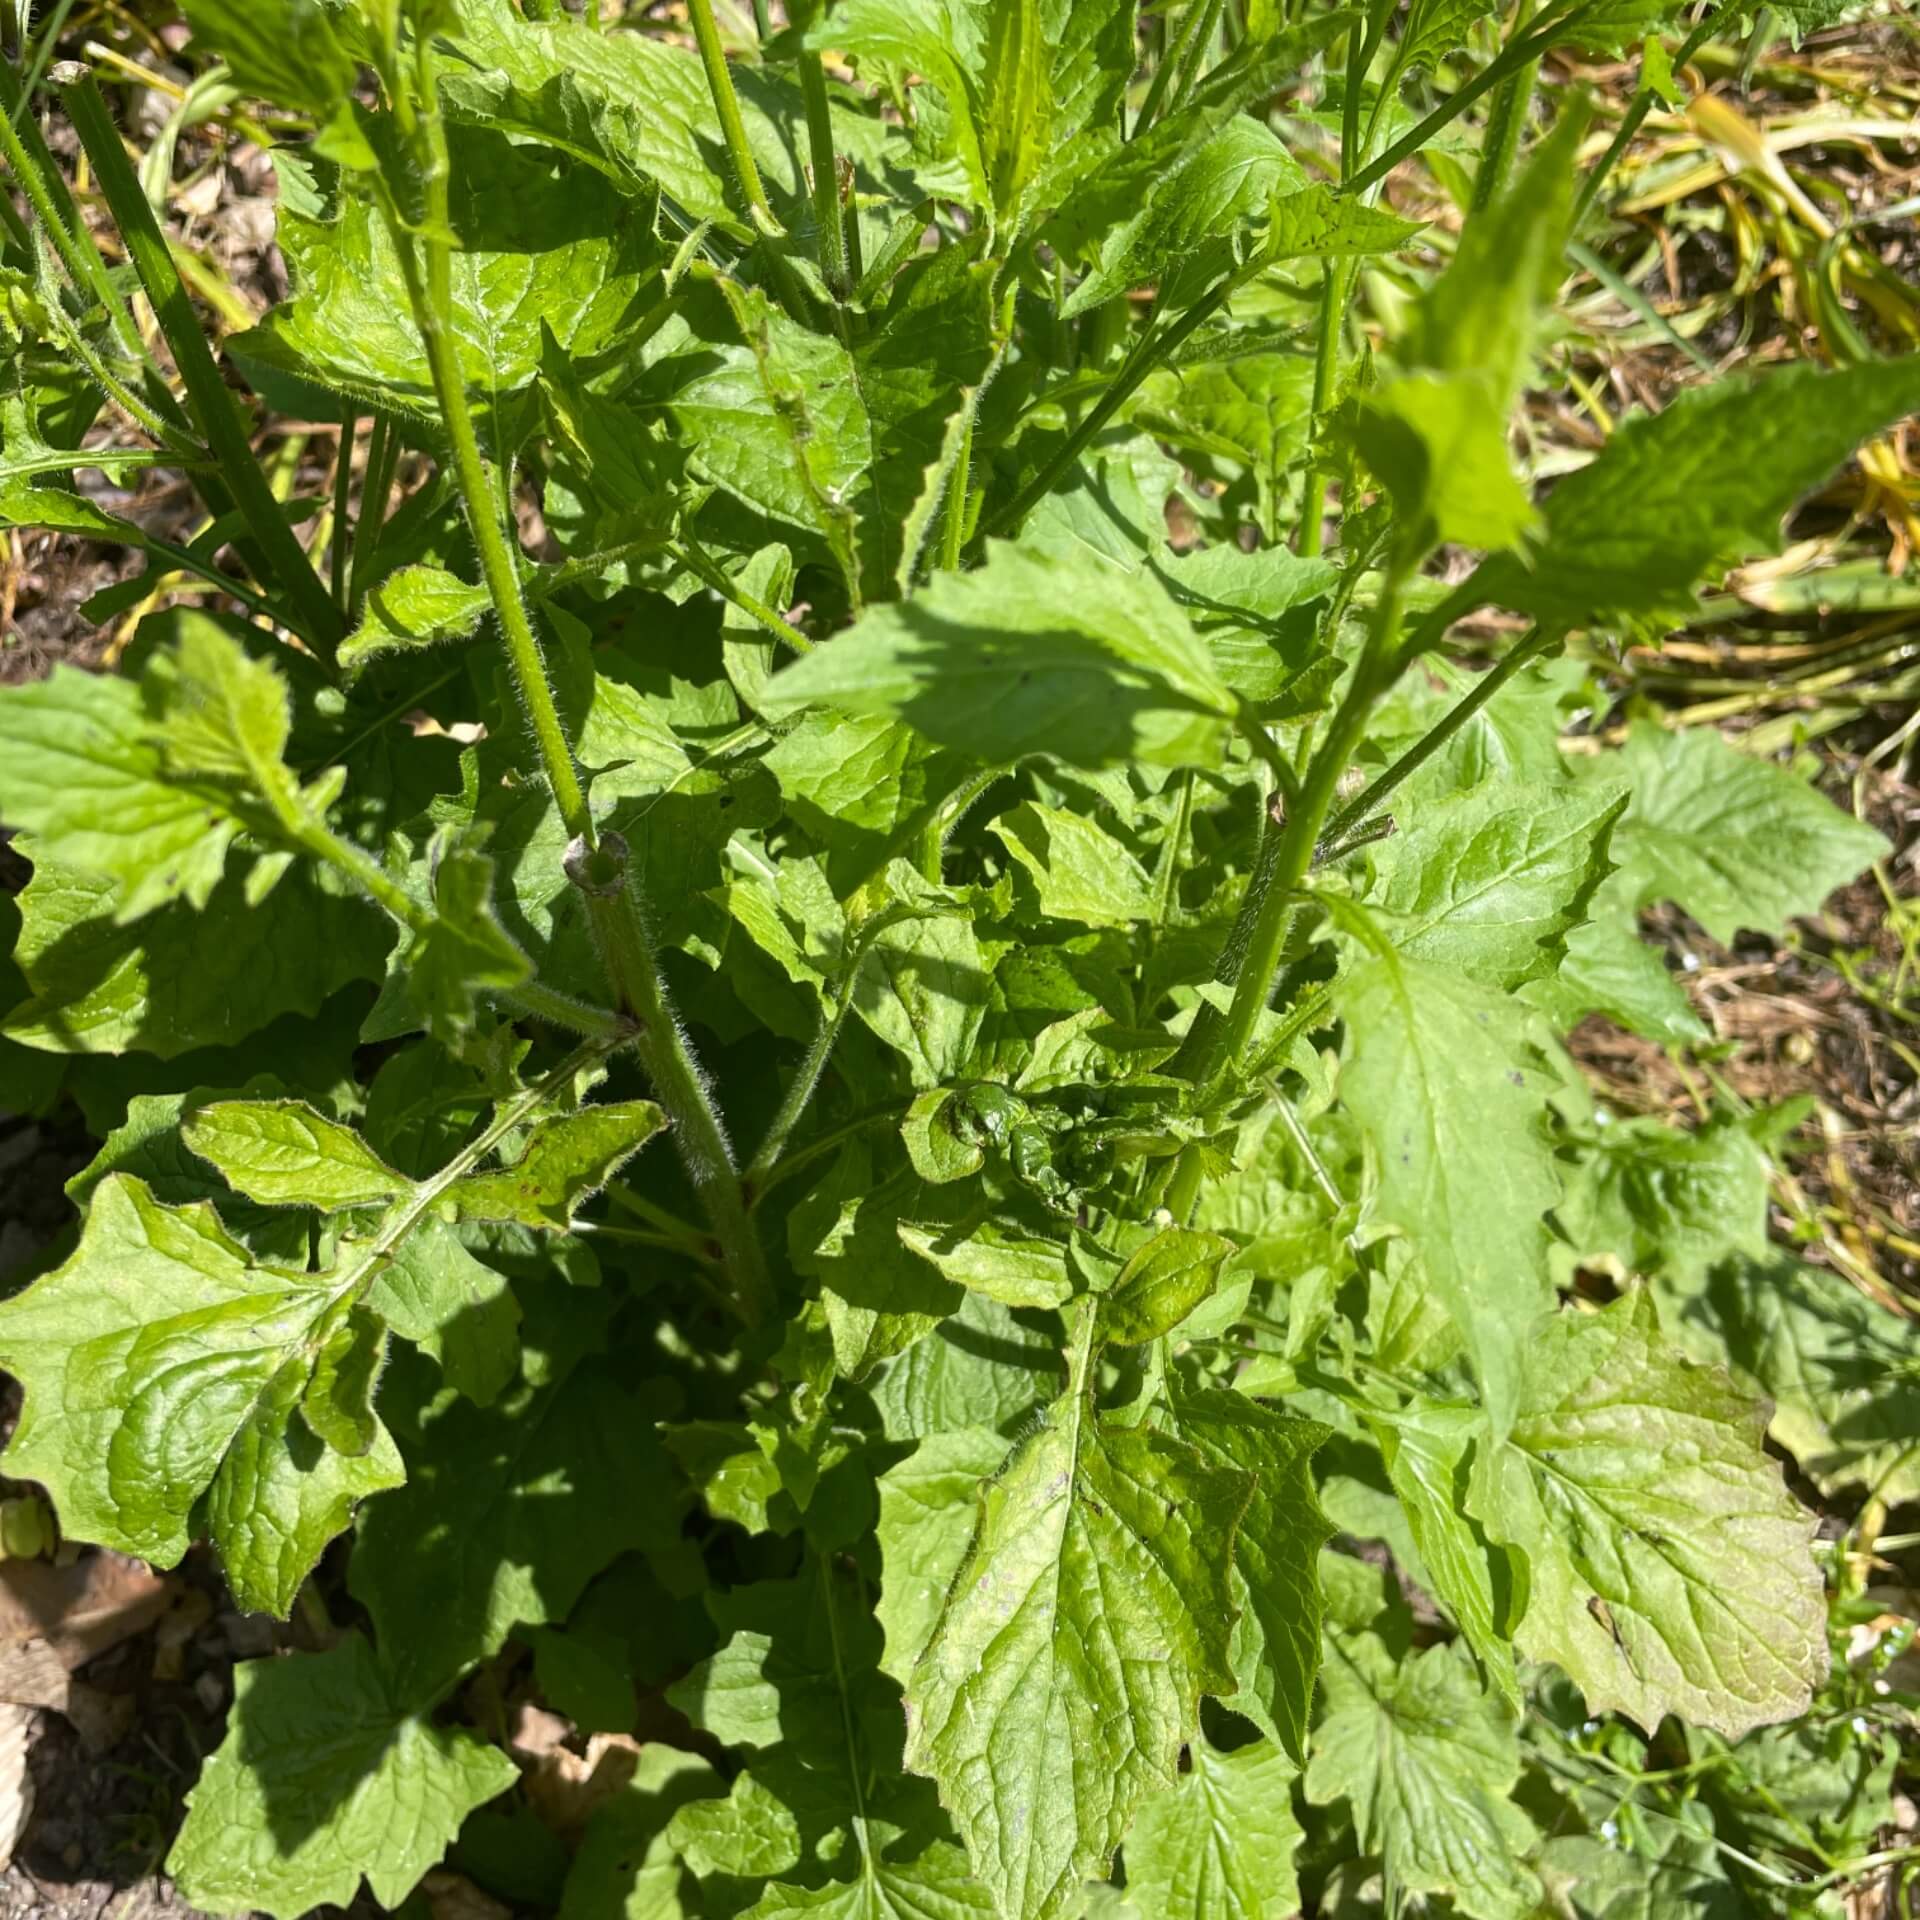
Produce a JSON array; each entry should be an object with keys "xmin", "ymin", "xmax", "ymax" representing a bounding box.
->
[
  {"xmin": 56, "ymin": 66, "xmax": 342, "ymax": 655},
  {"xmin": 0, "ymin": 56, "xmax": 141, "ymax": 363},
  {"xmin": 797, "ymin": 50, "xmax": 850, "ymax": 298},
  {"xmin": 675, "ymin": 538, "xmax": 812, "ymax": 652},
  {"xmin": 940, "ymin": 412, "xmax": 975, "ymax": 570},
  {"xmin": 1301, "ymin": 0, "xmax": 1395, "ymax": 556},
  {"xmin": 1165, "ymin": 0, "xmax": 1228, "ymax": 121},
  {"xmin": 1152, "ymin": 769, "xmax": 1198, "ymax": 929},
  {"xmin": 1297, "ymin": 266, "xmax": 1346, "ymax": 557},
  {"xmin": 390, "ymin": 99, "xmax": 590, "ymax": 840},
  {"xmin": 914, "ymin": 763, "xmax": 1004, "ymax": 885},
  {"xmin": 42, "ymin": 282, "xmax": 203, "ymax": 461},
  {"xmin": 1342, "ymin": 0, "xmax": 1589, "ymax": 198},
  {"xmin": 388, "ymin": 35, "xmax": 772, "ymax": 1325},
  {"xmin": 1187, "ymin": 560, "xmax": 1412, "ymax": 1095},
  {"xmin": 687, "ymin": 0, "xmax": 781, "ymax": 237},
  {"xmin": 745, "ymin": 981, "xmax": 861, "ymax": 1192},
  {"xmin": 1473, "ymin": 0, "xmax": 1540, "ymax": 212},
  {"xmin": 575, "ymin": 848, "xmax": 775, "ymax": 1324}
]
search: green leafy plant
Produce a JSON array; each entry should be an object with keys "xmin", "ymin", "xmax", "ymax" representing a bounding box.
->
[{"xmin": 0, "ymin": 1, "xmax": 1914, "ymax": 1916}]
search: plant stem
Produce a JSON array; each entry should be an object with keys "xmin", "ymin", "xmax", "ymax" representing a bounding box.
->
[
  {"xmin": 987, "ymin": 262, "xmax": 1256, "ymax": 538},
  {"xmin": 391, "ymin": 130, "xmax": 590, "ymax": 842},
  {"xmin": 1297, "ymin": 267, "xmax": 1345, "ymax": 558},
  {"xmin": 1165, "ymin": 0, "xmax": 1227, "ymax": 121},
  {"xmin": 687, "ymin": 0, "xmax": 781, "ymax": 237},
  {"xmin": 1301, "ymin": 0, "xmax": 1394, "ymax": 556},
  {"xmin": 1342, "ymin": 0, "xmax": 1588, "ymax": 198},
  {"xmin": 349, "ymin": 412, "xmax": 399, "ymax": 617},
  {"xmin": 288, "ymin": 786, "xmax": 630, "ymax": 1044},
  {"xmin": 0, "ymin": 55, "xmax": 141, "ymax": 364},
  {"xmin": 1132, "ymin": 0, "xmax": 1216, "ymax": 139},
  {"xmin": 1473, "ymin": 0, "xmax": 1539, "ymax": 212},
  {"xmin": 55, "ymin": 65, "xmax": 343, "ymax": 656},
  {"xmin": 1316, "ymin": 622, "xmax": 1559, "ymax": 857},
  {"xmin": 940, "ymin": 413, "xmax": 974, "ymax": 570},
  {"xmin": 576, "ymin": 848, "xmax": 775, "ymax": 1323},
  {"xmin": 1187, "ymin": 559, "xmax": 1412, "ymax": 1095},
  {"xmin": 1570, "ymin": 13, "xmax": 1718, "ymax": 228},
  {"xmin": 745, "ymin": 985, "xmax": 859, "ymax": 1191},
  {"xmin": 330, "ymin": 408, "xmax": 359, "ymax": 612},
  {"xmin": 797, "ymin": 50, "xmax": 850, "ymax": 298},
  {"xmin": 1152, "ymin": 769, "xmax": 1198, "ymax": 928},
  {"xmin": 912, "ymin": 763, "xmax": 1004, "ymax": 885},
  {"xmin": 388, "ymin": 37, "xmax": 773, "ymax": 1325},
  {"xmin": 675, "ymin": 537, "xmax": 812, "ymax": 651}
]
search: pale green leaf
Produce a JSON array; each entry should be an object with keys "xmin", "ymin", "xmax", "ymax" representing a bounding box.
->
[
  {"xmin": 991, "ymin": 802, "xmax": 1155, "ymax": 928},
  {"xmin": 368, "ymin": 1218, "xmax": 521, "ymax": 1408},
  {"xmin": 1306, "ymin": 1637, "xmax": 1541, "ymax": 1920},
  {"xmin": 183, "ymin": 1099, "xmax": 411, "ymax": 1212},
  {"xmin": 870, "ymin": 1291, "xmax": 1064, "ymax": 1442},
  {"xmin": 739, "ymin": 1844, "xmax": 996, "ymax": 1919},
  {"xmin": 1489, "ymin": 358, "xmax": 1920, "ymax": 624},
  {"xmin": 1350, "ymin": 372, "xmax": 1537, "ymax": 553},
  {"xmin": 1097, "ymin": 1228, "xmax": 1233, "ymax": 1344},
  {"xmin": 850, "ymin": 867, "xmax": 992, "ymax": 1090},
  {"xmin": 1360, "ymin": 782, "xmax": 1626, "ymax": 989},
  {"xmin": 240, "ymin": 132, "xmax": 662, "ymax": 437},
  {"xmin": 181, "ymin": 0, "xmax": 356, "ymax": 116},
  {"xmin": 445, "ymin": 1101, "xmax": 664, "ymax": 1229},
  {"xmin": 339, "ymin": 565, "xmax": 492, "ymax": 679},
  {"xmin": 1121, "ymin": 1730, "xmax": 1304, "ymax": 1920},
  {"xmin": 1470, "ymin": 1291, "xmax": 1828, "ymax": 1738},
  {"xmin": 1585, "ymin": 722, "xmax": 1888, "ymax": 945},
  {"xmin": 874, "ymin": 1426, "xmax": 1012, "ymax": 1686},
  {"xmin": 392, "ymin": 837, "xmax": 532, "ymax": 1046},
  {"xmin": 1670, "ymin": 1253, "xmax": 1920, "ymax": 1507},
  {"xmin": 1060, "ymin": 115, "xmax": 1306, "ymax": 317},
  {"xmin": 763, "ymin": 711, "xmax": 963, "ymax": 889},
  {"xmin": 761, "ymin": 540, "xmax": 1235, "ymax": 771},
  {"xmin": 1335, "ymin": 948, "xmax": 1561, "ymax": 1429},
  {"xmin": 1403, "ymin": 106, "xmax": 1583, "ymax": 410},
  {"xmin": 1371, "ymin": 1402, "xmax": 1520, "ymax": 1707},
  {"xmin": 1556, "ymin": 1110, "xmax": 1772, "ymax": 1286},
  {"xmin": 1172, "ymin": 1389, "xmax": 1332, "ymax": 1762},
  {"xmin": 167, "ymin": 1635, "xmax": 516, "ymax": 1920},
  {"xmin": 0, "ymin": 617, "xmax": 319, "ymax": 923},
  {"xmin": 1259, "ymin": 183, "xmax": 1426, "ymax": 262},
  {"xmin": 980, "ymin": 0, "xmax": 1050, "ymax": 220},
  {"xmin": 897, "ymin": 1216, "xmax": 1074, "ymax": 1309},
  {"xmin": 0, "ymin": 1176, "xmax": 368, "ymax": 1570},
  {"xmin": 903, "ymin": 1343, "xmax": 1253, "ymax": 1920},
  {"xmin": 205, "ymin": 1353, "xmax": 404, "ymax": 1619},
  {"xmin": 673, "ymin": 278, "xmax": 867, "ymax": 585},
  {"xmin": 0, "ymin": 666, "xmax": 235, "ymax": 920}
]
